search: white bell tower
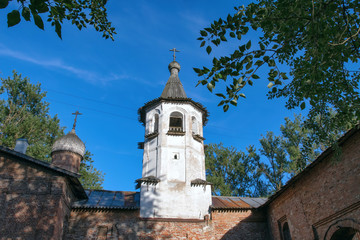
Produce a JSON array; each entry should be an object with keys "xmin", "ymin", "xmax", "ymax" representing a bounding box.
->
[{"xmin": 137, "ymin": 52, "xmax": 212, "ymax": 219}]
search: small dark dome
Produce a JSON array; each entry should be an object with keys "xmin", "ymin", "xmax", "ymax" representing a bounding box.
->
[
  {"xmin": 51, "ymin": 130, "xmax": 85, "ymax": 157},
  {"xmin": 168, "ymin": 61, "xmax": 181, "ymax": 73}
]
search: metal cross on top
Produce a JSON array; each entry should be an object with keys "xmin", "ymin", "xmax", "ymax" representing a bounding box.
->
[
  {"xmin": 169, "ymin": 48, "xmax": 180, "ymax": 61},
  {"xmin": 72, "ymin": 110, "xmax": 82, "ymax": 131}
]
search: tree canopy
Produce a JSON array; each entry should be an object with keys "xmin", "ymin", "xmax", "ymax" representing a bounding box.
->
[
  {"xmin": 1, "ymin": 0, "xmax": 116, "ymax": 40},
  {"xmin": 195, "ymin": 0, "xmax": 360, "ymax": 143},
  {"xmin": 205, "ymin": 114, "xmax": 345, "ymax": 196},
  {"xmin": 205, "ymin": 143, "xmax": 266, "ymax": 197},
  {"xmin": 0, "ymin": 71, "xmax": 104, "ymax": 189}
]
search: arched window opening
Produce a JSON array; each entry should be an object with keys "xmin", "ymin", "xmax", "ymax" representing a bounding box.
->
[
  {"xmin": 330, "ymin": 227, "xmax": 359, "ymax": 240},
  {"xmin": 282, "ymin": 222, "xmax": 292, "ymax": 240},
  {"xmin": 154, "ymin": 114, "xmax": 159, "ymax": 133},
  {"xmin": 192, "ymin": 116, "xmax": 198, "ymax": 135},
  {"xmin": 147, "ymin": 118, "xmax": 153, "ymax": 135},
  {"xmin": 169, "ymin": 112, "xmax": 183, "ymax": 132}
]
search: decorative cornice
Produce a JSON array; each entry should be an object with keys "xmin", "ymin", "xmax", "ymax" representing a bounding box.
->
[
  {"xmin": 145, "ymin": 132, "xmax": 159, "ymax": 139},
  {"xmin": 138, "ymin": 97, "xmax": 209, "ymax": 127},
  {"xmin": 167, "ymin": 130, "xmax": 186, "ymax": 136},
  {"xmin": 135, "ymin": 176, "xmax": 160, "ymax": 189},
  {"xmin": 191, "ymin": 178, "xmax": 213, "ymax": 187},
  {"xmin": 192, "ymin": 133, "xmax": 205, "ymax": 142}
]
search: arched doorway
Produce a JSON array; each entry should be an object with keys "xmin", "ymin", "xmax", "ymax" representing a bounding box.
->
[{"xmin": 330, "ymin": 227, "xmax": 360, "ymax": 240}]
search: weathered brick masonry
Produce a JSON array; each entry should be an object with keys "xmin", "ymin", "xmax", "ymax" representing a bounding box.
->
[
  {"xmin": 66, "ymin": 208, "xmax": 268, "ymax": 239},
  {"xmin": 265, "ymin": 128, "xmax": 360, "ymax": 240},
  {"xmin": 0, "ymin": 147, "xmax": 86, "ymax": 240}
]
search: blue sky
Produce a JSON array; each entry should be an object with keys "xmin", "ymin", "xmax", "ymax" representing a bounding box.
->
[{"xmin": 0, "ymin": 0, "xmax": 299, "ymax": 191}]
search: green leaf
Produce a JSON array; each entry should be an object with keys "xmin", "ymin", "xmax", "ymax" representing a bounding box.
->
[
  {"xmin": 230, "ymin": 32, "xmax": 235, "ymax": 38},
  {"xmin": 55, "ymin": 20, "xmax": 62, "ymax": 39},
  {"xmin": 0, "ymin": 0, "xmax": 9, "ymax": 9},
  {"xmin": 246, "ymin": 40, "xmax": 251, "ymax": 50},
  {"xmin": 193, "ymin": 68, "xmax": 201, "ymax": 73},
  {"xmin": 223, "ymin": 104, "xmax": 229, "ymax": 112},
  {"xmin": 36, "ymin": 3, "xmax": 48, "ymax": 13},
  {"xmin": 267, "ymin": 82, "xmax": 274, "ymax": 88},
  {"xmin": 237, "ymin": 32, "xmax": 242, "ymax": 40},
  {"xmin": 255, "ymin": 60, "xmax": 264, "ymax": 66},
  {"xmin": 33, "ymin": 13, "xmax": 44, "ymax": 30},
  {"xmin": 7, "ymin": 10, "xmax": 21, "ymax": 27},
  {"xmin": 230, "ymin": 99, "xmax": 237, "ymax": 106},
  {"xmin": 239, "ymin": 93, "xmax": 246, "ymax": 98},
  {"xmin": 22, "ymin": 7, "xmax": 31, "ymax": 21},
  {"xmin": 280, "ymin": 72, "xmax": 289, "ymax": 80},
  {"xmin": 239, "ymin": 45, "xmax": 245, "ymax": 52},
  {"xmin": 200, "ymin": 30, "xmax": 208, "ymax": 37},
  {"xmin": 207, "ymin": 82, "xmax": 214, "ymax": 92},
  {"xmin": 220, "ymin": 35, "xmax": 227, "ymax": 41},
  {"xmin": 268, "ymin": 59, "xmax": 276, "ymax": 67},
  {"xmin": 260, "ymin": 42, "xmax": 265, "ymax": 50},
  {"xmin": 252, "ymin": 74, "xmax": 260, "ymax": 79},
  {"xmin": 200, "ymin": 41, "xmax": 206, "ymax": 47},
  {"xmin": 206, "ymin": 45, "xmax": 212, "ymax": 54},
  {"xmin": 216, "ymin": 93, "xmax": 226, "ymax": 99},
  {"xmin": 246, "ymin": 61, "xmax": 253, "ymax": 70},
  {"xmin": 300, "ymin": 102, "xmax": 306, "ymax": 110},
  {"xmin": 248, "ymin": 80, "xmax": 253, "ymax": 86},
  {"xmin": 218, "ymin": 100, "xmax": 225, "ymax": 106}
]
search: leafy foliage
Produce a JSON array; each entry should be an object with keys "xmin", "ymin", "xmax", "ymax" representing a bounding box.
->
[
  {"xmin": 258, "ymin": 131, "xmax": 288, "ymax": 191},
  {"xmin": 1, "ymin": 0, "xmax": 116, "ymax": 40},
  {"xmin": 205, "ymin": 143, "xmax": 267, "ymax": 197},
  {"xmin": 196, "ymin": 0, "xmax": 360, "ymax": 142},
  {"xmin": 205, "ymin": 114, "xmax": 346, "ymax": 196},
  {"xmin": 0, "ymin": 71, "xmax": 104, "ymax": 189},
  {"xmin": 79, "ymin": 150, "xmax": 104, "ymax": 190}
]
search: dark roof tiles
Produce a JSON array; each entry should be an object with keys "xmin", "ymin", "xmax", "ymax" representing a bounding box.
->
[
  {"xmin": 72, "ymin": 190, "xmax": 140, "ymax": 210},
  {"xmin": 211, "ymin": 196, "xmax": 267, "ymax": 210},
  {"xmin": 160, "ymin": 61, "xmax": 187, "ymax": 99}
]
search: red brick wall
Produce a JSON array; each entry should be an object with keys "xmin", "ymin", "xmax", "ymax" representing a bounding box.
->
[
  {"xmin": 0, "ymin": 154, "xmax": 75, "ymax": 239},
  {"xmin": 66, "ymin": 208, "xmax": 268, "ymax": 239},
  {"xmin": 267, "ymin": 131, "xmax": 360, "ymax": 240},
  {"xmin": 51, "ymin": 151, "xmax": 82, "ymax": 173}
]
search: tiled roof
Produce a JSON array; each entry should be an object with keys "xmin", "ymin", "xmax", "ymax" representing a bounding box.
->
[
  {"xmin": 72, "ymin": 190, "xmax": 140, "ymax": 210},
  {"xmin": 72, "ymin": 189, "xmax": 267, "ymax": 211},
  {"xmin": 161, "ymin": 73, "xmax": 187, "ymax": 99},
  {"xmin": 211, "ymin": 196, "xmax": 267, "ymax": 210}
]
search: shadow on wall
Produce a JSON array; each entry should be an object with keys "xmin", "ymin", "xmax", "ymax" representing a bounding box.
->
[
  {"xmin": 0, "ymin": 158, "xmax": 68, "ymax": 239},
  {"xmin": 66, "ymin": 209, "xmax": 171, "ymax": 239},
  {"xmin": 218, "ymin": 210, "xmax": 270, "ymax": 240}
]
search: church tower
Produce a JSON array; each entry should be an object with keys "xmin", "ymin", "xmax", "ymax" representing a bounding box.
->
[{"xmin": 137, "ymin": 51, "xmax": 212, "ymax": 219}]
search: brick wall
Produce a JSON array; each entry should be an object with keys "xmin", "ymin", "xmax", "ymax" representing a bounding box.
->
[
  {"xmin": 0, "ymin": 154, "xmax": 75, "ymax": 240},
  {"xmin": 267, "ymin": 130, "xmax": 360, "ymax": 240},
  {"xmin": 66, "ymin": 208, "xmax": 268, "ymax": 239}
]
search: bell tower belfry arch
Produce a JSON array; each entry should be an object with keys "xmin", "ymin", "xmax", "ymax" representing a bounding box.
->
[{"xmin": 137, "ymin": 51, "xmax": 212, "ymax": 219}]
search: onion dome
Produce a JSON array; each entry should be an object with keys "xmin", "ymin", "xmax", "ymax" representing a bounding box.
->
[{"xmin": 51, "ymin": 129, "xmax": 85, "ymax": 157}]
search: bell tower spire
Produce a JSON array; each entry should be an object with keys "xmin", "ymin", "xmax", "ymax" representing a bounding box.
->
[
  {"xmin": 137, "ymin": 52, "xmax": 211, "ymax": 220},
  {"xmin": 160, "ymin": 49, "xmax": 187, "ymax": 99}
]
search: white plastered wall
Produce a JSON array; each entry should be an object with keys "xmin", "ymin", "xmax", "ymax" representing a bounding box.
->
[{"xmin": 140, "ymin": 102, "xmax": 211, "ymax": 219}]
